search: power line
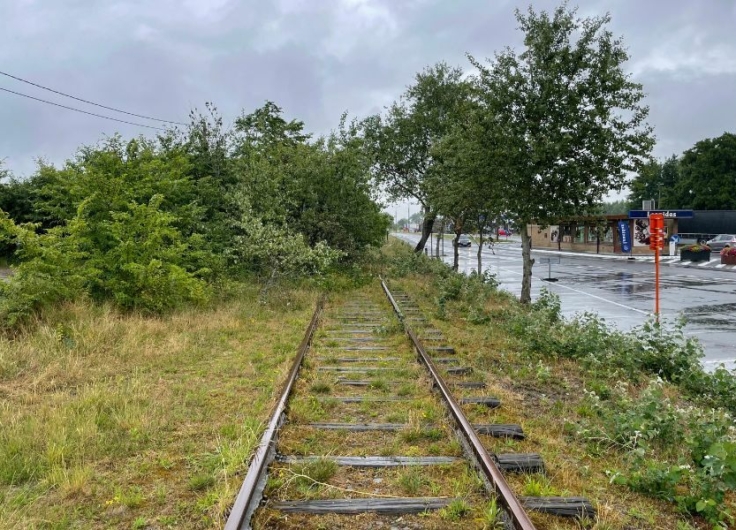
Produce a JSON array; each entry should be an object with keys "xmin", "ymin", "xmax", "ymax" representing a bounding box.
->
[
  {"xmin": 0, "ymin": 86, "xmax": 167, "ymax": 131},
  {"xmin": 0, "ymin": 70, "xmax": 186, "ymax": 125}
]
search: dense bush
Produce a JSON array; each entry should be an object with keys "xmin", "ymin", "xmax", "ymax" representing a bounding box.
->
[{"xmin": 0, "ymin": 103, "xmax": 390, "ymax": 329}]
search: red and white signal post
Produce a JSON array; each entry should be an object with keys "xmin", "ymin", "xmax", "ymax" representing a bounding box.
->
[{"xmin": 649, "ymin": 213, "xmax": 665, "ymax": 318}]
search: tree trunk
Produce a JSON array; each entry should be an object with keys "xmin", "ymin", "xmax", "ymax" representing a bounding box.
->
[
  {"xmin": 414, "ymin": 211, "xmax": 436, "ymax": 253},
  {"xmin": 520, "ymin": 223, "xmax": 534, "ymax": 304},
  {"xmin": 453, "ymin": 230, "xmax": 460, "ymax": 271},
  {"xmin": 435, "ymin": 218, "xmax": 442, "ymax": 258},
  {"xmin": 477, "ymin": 228, "xmax": 484, "ymax": 278}
]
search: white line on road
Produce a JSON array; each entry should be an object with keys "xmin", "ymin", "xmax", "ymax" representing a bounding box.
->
[
  {"xmin": 493, "ymin": 266, "xmax": 651, "ymax": 315},
  {"xmin": 703, "ymin": 358, "xmax": 736, "ymax": 365}
]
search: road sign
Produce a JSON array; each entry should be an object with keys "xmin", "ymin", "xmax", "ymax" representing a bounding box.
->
[
  {"xmin": 629, "ymin": 209, "xmax": 693, "ymax": 219},
  {"xmin": 670, "ymin": 234, "xmax": 681, "ymax": 244},
  {"xmin": 540, "ymin": 257, "xmax": 560, "ymax": 282}
]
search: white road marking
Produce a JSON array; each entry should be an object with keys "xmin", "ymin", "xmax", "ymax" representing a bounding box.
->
[
  {"xmin": 703, "ymin": 358, "xmax": 736, "ymax": 365},
  {"xmin": 493, "ymin": 266, "xmax": 651, "ymax": 315},
  {"xmin": 716, "ymin": 264, "xmax": 727, "ymax": 269}
]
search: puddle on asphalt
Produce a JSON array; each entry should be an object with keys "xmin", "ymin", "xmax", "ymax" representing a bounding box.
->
[
  {"xmin": 567, "ymin": 269, "xmax": 732, "ymax": 298},
  {"xmin": 683, "ymin": 303, "xmax": 736, "ymax": 327}
]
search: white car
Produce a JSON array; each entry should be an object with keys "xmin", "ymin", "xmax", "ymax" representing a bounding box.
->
[
  {"xmin": 455, "ymin": 234, "xmax": 471, "ymax": 247},
  {"xmin": 705, "ymin": 234, "xmax": 736, "ymax": 251}
]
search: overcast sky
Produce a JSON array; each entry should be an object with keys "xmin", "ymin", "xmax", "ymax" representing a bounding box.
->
[{"xmin": 2, "ymin": 0, "xmax": 735, "ymax": 212}]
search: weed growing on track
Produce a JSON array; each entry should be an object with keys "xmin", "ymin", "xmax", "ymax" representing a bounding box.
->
[{"xmin": 381, "ymin": 238, "xmax": 736, "ymax": 529}]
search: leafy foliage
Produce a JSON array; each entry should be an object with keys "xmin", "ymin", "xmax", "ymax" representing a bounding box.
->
[
  {"xmin": 628, "ymin": 156, "xmax": 680, "ymax": 210},
  {"xmin": 468, "ymin": 5, "xmax": 654, "ymax": 302},
  {"xmin": 364, "ymin": 63, "xmax": 470, "ymax": 252},
  {"xmin": 676, "ymin": 133, "xmax": 736, "ymax": 210},
  {"xmin": 628, "ymin": 133, "xmax": 736, "ymax": 211},
  {"xmin": 0, "ymin": 214, "xmax": 91, "ymax": 328},
  {"xmin": 0, "ymin": 102, "xmax": 388, "ymax": 328}
]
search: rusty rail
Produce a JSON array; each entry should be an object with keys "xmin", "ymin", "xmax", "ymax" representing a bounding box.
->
[
  {"xmin": 224, "ymin": 298, "xmax": 323, "ymax": 530},
  {"xmin": 380, "ymin": 279, "xmax": 536, "ymax": 530}
]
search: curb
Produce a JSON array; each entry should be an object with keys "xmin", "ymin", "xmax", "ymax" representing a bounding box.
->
[{"xmin": 528, "ymin": 248, "xmax": 736, "ymax": 272}]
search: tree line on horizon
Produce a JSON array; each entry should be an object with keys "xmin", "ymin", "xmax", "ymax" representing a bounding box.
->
[{"xmin": 627, "ymin": 132, "xmax": 736, "ymax": 211}]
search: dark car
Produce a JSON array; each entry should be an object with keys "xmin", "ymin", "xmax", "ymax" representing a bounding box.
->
[
  {"xmin": 455, "ymin": 234, "xmax": 471, "ymax": 247},
  {"xmin": 705, "ymin": 234, "xmax": 736, "ymax": 251}
]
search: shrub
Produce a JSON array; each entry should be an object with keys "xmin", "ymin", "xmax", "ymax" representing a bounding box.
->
[
  {"xmin": 86, "ymin": 195, "xmax": 210, "ymax": 313},
  {"xmin": 0, "ymin": 216, "xmax": 92, "ymax": 329},
  {"xmin": 680, "ymin": 243, "xmax": 710, "ymax": 252},
  {"xmin": 580, "ymin": 379, "xmax": 736, "ymax": 526},
  {"xmin": 0, "ymin": 196, "xmax": 210, "ymax": 326}
]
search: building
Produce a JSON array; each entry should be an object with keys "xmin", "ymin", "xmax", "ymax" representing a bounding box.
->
[{"xmin": 528, "ymin": 210, "xmax": 689, "ymax": 256}]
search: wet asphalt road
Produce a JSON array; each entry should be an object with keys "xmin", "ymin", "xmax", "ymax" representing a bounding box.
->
[{"xmin": 394, "ymin": 234, "xmax": 736, "ymax": 371}]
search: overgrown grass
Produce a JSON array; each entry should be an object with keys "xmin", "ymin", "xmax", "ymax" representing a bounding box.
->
[
  {"xmin": 382, "ymin": 238, "xmax": 736, "ymax": 529},
  {"xmin": 0, "ymin": 282, "xmax": 318, "ymax": 529}
]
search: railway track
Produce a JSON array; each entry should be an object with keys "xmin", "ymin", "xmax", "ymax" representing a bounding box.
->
[{"xmin": 225, "ymin": 280, "xmax": 593, "ymax": 529}]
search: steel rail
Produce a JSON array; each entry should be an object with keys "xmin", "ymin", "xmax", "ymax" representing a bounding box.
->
[
  {"xmin": 380, "ymin": 279, "xmax": 536, "ymax": 530},
  {"xmin": 225, "ymin": 298, "xmax": 324, "ymax": 530}
]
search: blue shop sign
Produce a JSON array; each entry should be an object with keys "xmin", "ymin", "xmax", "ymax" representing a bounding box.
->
[
  {"xmin": 628, "ymin": 209, "xmax": 694, "ymax": 219},
  {"xmin": 617, "ymin": 220, "xmax": 632, "ymax": 252}
]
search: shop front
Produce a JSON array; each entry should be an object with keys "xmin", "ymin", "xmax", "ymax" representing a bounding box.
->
[{"xmin": 529, "ymin": 210, "xmax": 690, "ymax": 256}]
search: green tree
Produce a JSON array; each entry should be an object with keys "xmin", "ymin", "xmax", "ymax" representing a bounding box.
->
[
  {"xmin": 232, "ymin": 105, "xmax": 388, "ymax": 259},
  {"xmin": 294, "ymin": 116, "xmax": 390, "ymax": 257},
  {"xmin": 428, "ymin": 96, "xmax": 506, "ymax": 272},
  {"xmin": 364, "ymin": 63, "xmax": 471, "ymax": 253},
  {"xmin": 628, "ymin": 155, "xmax": 679, "ymax": 210},
  {"xmin": 598, "ymin": 199, "xmax": 630, "ymax": 215},
  {"xmin": 470, "ymin": 4, "xmax": 654, "ymax": 303},
  {"xmin": 674, "ymin": 133, "xmax": 736, "ymax": 210}
]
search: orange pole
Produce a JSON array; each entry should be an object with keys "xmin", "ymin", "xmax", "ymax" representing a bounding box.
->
[
  {"xmin": 649, "ymin": 213, "xmax": 663, "ymax": 321},
  {"xmin": 654, "ymin": 245, "xmax": 660, "ymax": 319}
]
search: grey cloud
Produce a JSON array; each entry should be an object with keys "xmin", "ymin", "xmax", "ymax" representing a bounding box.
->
[{"xmin": 2, "ymin": 0, "xmax": 735, "ymax": 179}]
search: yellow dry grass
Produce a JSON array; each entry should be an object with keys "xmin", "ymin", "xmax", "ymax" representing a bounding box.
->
[{"xmin": 0, "ymin": 285, "xmax": 318, "ymax": 529}]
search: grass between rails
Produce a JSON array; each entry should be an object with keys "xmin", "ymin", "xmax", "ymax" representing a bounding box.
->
[
  {"xmin": 382, "ymin": 239, "xmax": 736, "ymax": 529},
  {"xmin": 0, "ymin": 283, "xmax": 319, "ymax": 529},
  {"xmin": 256, "ymin": 286, "xmax": 502, "ymax": 529}
]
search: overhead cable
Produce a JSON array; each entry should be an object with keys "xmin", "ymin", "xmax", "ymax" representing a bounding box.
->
[
  {"xmin": 0, "ymin": 86, "xmax": 167, "ymax": 131},
  {"xmin": 0, "ymin": 69, "xmax": 186, "ymax": 125}
]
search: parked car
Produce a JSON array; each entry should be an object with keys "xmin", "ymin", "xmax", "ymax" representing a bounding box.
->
[
  {"xmin": 498, "ymin": 228, "xmax": 512, "ymax": 236},
  {"xmin": 705, "ymin": 234, "xmax": 736, "ymax": 251},
  {"xmin": 455, "ymin": 234, "xmax": 472, "ymax": 247}
]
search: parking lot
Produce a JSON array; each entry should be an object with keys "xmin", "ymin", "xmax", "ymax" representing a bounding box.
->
[{"xmin": 395, "ymin": 233, "xmax": 736, "ymax": 371}]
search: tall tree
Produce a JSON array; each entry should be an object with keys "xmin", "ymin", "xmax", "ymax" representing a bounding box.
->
[
  {"xmin": 628, "ymin": 155, "xmax": 679, "ymax": 209},
  {"xmin": 470, "ymin": 4, "xmax": 654, "ymax": 303},
  {"xmin": 364, "ymin": 63, "xmax": 472, "ymax": 252},
  {"xmin": 428, "ymin": 94, "xmax": 506, "ymax": 272},
  {"xmin": 674, "ymin": 133, "xmax": 736, "ymax": 210}
]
